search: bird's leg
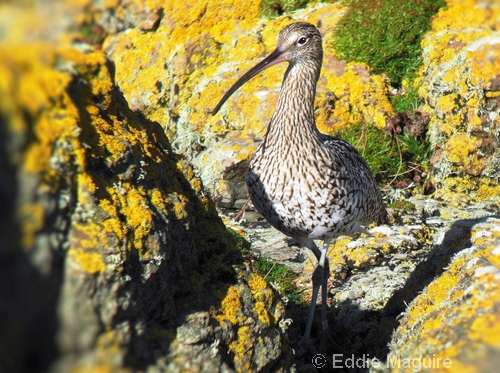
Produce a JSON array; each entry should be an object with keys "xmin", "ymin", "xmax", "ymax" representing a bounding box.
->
[
  {"xmin": 298, "ymin": 238, "xmax": 331, "ymax": 354},
  {"xmin": 302, "ymin": 261, "xmax": 322, "ymax": 345},
  {"xmin": 319, "ymin": 239, "xmax": 331, "ymax": 333}
]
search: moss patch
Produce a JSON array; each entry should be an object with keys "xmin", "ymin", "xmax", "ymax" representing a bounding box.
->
[
  {"xmin": 334, "ymin": 0, "xmax": 446, "ymax": 85},
  {"xmin": 332, "ymin": 122, "xmax": 430, "ymax": 190},
  {"xmin": 260, "ymin": 0, "xmax": 326, "ymax": 18}
]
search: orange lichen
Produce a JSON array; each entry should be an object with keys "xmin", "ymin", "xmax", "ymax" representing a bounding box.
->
[
  {"xmin": 214, "ymin": 286, "xmax": 243, "ymax": 326},
  {"xmin": 419, "ymin": 0, "xmax": 500, "ymax": 187},
  {"xmin": 387, "ymin": 214, "xmax": 500, "ymax": 372},
  {"xmin": 69, "ymin": 249, "xmax": 106, "ymax": 274},
  {"xmin": 229, "ymin": 326, "xmax": 253, "ymax": 372}
]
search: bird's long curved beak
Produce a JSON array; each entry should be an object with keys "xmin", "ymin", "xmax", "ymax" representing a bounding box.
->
[{"xmin": 212, "ymin": 48, "xmax": 286, "ymax": 115}]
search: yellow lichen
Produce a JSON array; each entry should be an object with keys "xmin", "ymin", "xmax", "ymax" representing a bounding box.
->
[
  {"xmin": 468, "ymin": 314, "xmax": 500, "ymax": 347},
  {"xmin": 101, "ymin": 0, "xmax": 398, "ymax": 205},
  {"xmin": 105, "ymin": 186, "xmax": 155, "ymax": 249},
  {"xmin": 405, "ymin": 257, "xmax": 463, "ymax": 328},
  {"xmin": 444, "ymin": 133, "xmax": 475, "ymax": 166},
  {"xmin": 320, "ymin": 61, "xmax": 394, "ymax": 132},
  {"xmin": 248, "ymin": 273, "xmax": 267, "ymax": 292},
  {"xmin": 69, "ymin": 249, "xmax": 106, "ymax": 274},
  {"xmin": 70, "ymin": 366, "xmax": 119, "ymax": 373},
  {"xmin": 72, "ymin": 223, "xmax": 102, "ymax": 249},
  {"xmin": 249, "ymin": 273, "xmax": 275, "ymax": 325},
  {"xmin": 434, "ymin": 176, "xmax": 500, "ymax": 204},
  {"xmin": 215, "ymin": 286, "xmax": 243, "ymax": 325},
  {"xmin": 253, "ymin": 302, "xmax": 271, "ymax": 326},
  {"xmin": 18, "ymin": 202, "xmax": 45, "ymax": 248},
  {"xmin": 476, "ymin": 181, "xmax": 500, "ymax": 200},
  {"xmin": 419, "ymin": 0, "xmax": 500, "ymax": 187},
  {"xmin": 101, "ymin": 217, "xmax": 125, "ymax": 243},
  {"xmin": 2, "ymin": 2, "xmax": 294, "ymax": 371},
  {"xmin": 229, "ymin": 325, "xmax": 253, "ymax": 372},
  {"xmin": 388, "ymin": 213, "xmax": 500, "ymax": 371}
]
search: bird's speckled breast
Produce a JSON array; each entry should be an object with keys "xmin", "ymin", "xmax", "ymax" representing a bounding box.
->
[{"xmin": 246, "ymin": 135, "xmax": 386, "ymax": 240}]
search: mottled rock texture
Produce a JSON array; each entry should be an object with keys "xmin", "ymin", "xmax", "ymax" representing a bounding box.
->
[
  {"xmin": 418, "ymin": 0, "xmax": 500, "ymax": 199},
  {"xmin": 1, "ymin": 0, "xmax": 500, "ymax": 372},
  {"xmin": 0, "ymin": 4, "xmax": 289, "ymax": 372},
  {"xmin": 224, "ymin": 194, "xmax": 500, "ymax": 372},
  {"xmin": 379, "ymin": 214, "xmax": 500, "ymax": 373},
  {"xmin": 100, "ymin": 0, "xmax": 394, "ymax": 208}
]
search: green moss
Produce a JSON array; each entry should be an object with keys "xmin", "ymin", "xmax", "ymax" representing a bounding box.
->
[
  {"xmin": 334, "ymin": 0, "xmax": 446, "ymax": 85},
  {"xmin": 226, "ymin": 228, "xmax": 302, "ymax": 304},
  {"xmin": 333, "ymin": 123, "xmax": 399, "ymax": 185},
  {"xmin": 388, "ymin": 199, "xmax": 416, "ymax": 212},
  {"xmin": 260, "ymin": 0, "xmax": 329, "ymax": 18},
  {"xmin": 226, "ymin": 227, "xmax": 251, "ymax": 254},
  {"xmin": 78, "ymin": 22, "xmax": 107, "ymax": 48},
  {"xmin": 399, "ymin": 132, "xmax": 431, "ymax": 172},
  {"xmin": 391, "ymin": 84, "xmax": 420, "ymax": 113},
  {"xmin": 253, "ymin": 256, "xmax": 305, "ymax": 306},
  {"xmin": 332, "ymin": 122, "xmax": 430, "ymax": 189}
]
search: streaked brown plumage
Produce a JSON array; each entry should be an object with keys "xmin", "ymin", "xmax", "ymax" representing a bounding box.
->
[{"xmin": 213, "ymin": 22, "xmax": 388, "ymax": 351}]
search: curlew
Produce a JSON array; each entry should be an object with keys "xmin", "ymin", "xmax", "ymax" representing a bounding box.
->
[{"xmin": 212, "ymin": 22, "xmax": 388, "ymax": 351}]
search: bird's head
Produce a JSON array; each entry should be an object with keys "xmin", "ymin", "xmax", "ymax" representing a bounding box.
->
[{"xmin": 212, "ymin": 22, "xmax": 323, "ymax": 115}]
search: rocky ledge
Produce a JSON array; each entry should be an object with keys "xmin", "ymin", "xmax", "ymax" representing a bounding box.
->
[{"xmin": 1, "ymin": 0, "xmax": 499, "ymax": 372}]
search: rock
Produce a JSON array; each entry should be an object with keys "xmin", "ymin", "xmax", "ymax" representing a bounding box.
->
[
  {"xmin": 374, "ymin": 214, "xmax": 500, "ymax": 373},
  {"xmin": 419, "ymin": 0, "xmax": 500, "ymax": 198},
  {"xmin": 226, "ymin": 193, "xmax": 500, "ymax": 371},
  {"xmin": 0, "ymin": 23, "xmax": 290, "ymax": 373},
  {"xmin": 98, "ymin": 0, "xmax": 394, "ymax": 208},
  {"xmin": 2, "ymin": 0, "xmax": 500, "ymax": 372}
]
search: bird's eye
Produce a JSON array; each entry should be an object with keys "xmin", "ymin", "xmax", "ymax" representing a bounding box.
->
[{"xmin": 297, "ymin": 36, "xmax": 308, "ymax": 46}]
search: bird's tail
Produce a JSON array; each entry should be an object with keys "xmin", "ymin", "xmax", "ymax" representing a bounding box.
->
[{"xmin": 378, "ymin": 205, "xmax": 390, "ymax": 225}]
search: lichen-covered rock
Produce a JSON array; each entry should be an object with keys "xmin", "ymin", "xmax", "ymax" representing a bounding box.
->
[
  {"xmin": 3, "ymin": 0, "xmax": 500, "ymax": 372},
  {"xmin": 224, "ymin": 191, "xmax": 500, "ymax": 371},
  {"xmin": 418, "ymin": 0, "xmax": 500, "ymax": 198},
  {"xmin": 97, "ymin": 0, "xmax": 394, "ymax": 207},
  {"xmin": 88, "ymin": 0, "xmax": 500, "ymax": 209},
  {"xmin": 373, "ymin": 215, "xmax": 500, "ymax": 373},
  {"xmin": 0, "ymin": 13, "xmax": 289, "ymax": 373},
  {"xmin": 4, "ymin": 0, "xmax": 496, "ymax": 209}
]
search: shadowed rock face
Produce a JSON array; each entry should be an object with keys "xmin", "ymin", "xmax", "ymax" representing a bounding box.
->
[
  {"xmin": 1, "ymin": 1, "xmax": 500, "ymax": 372},
  {"xmin": 0, "ymin": 41, "xmax": 289, "ymax": 373}
]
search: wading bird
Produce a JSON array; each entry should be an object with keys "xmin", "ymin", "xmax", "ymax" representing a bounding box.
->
[{"xmin": 212, "ymin": 22, "xmax": 388, "ymax": 351}]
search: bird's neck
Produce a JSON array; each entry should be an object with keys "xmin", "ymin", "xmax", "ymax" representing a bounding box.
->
[{"xmin": 264, "ymin": 61, "xmax": 322, "ymax": 146}]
